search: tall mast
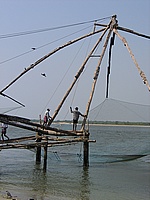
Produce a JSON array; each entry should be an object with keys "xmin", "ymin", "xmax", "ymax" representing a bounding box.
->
[
  {"xmin": 50, "ymin": 21, "xmax": 112, "ymax": 124},
  {"xmin": 82, "ymin": 15, "xmax": 118, "ymax": 129}
]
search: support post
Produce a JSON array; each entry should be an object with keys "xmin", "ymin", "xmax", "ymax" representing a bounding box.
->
[
  {"xmin": 36, "ymin": 132, "xmax": 42, "ymax": 163},
  {"xmin": 36, "ymin": 146, "xmax": 41, "ymax": 163},
  {"xmin": 43, "ymin": 145, "xmax": 48, "ymax": 172},
  {"xmin": 83, "ymin": 132, "xmax": 89, "ymax": 167}
]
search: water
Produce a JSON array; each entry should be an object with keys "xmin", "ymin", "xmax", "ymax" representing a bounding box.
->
[{"xmin": 0, "ymin": 124, "xmax": 150, "ymax": 200}]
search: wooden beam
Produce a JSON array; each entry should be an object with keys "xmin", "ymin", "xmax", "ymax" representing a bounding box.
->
[
  {"xmin": 0, "ymin": 113, "xmax": 83, "ymax": 136},
  {"xmin": 0, "ymin": 135, "xmax": 35, "ymax": 144},
  {"xmin": 117, "ymin": 26, "xmax": 150, "ymax": 39}
]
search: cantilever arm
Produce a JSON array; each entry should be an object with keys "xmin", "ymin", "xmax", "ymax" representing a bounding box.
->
[
  {"xmin": 0, "ymin": 27, "xmax": 106, "ymax": 94},
  {"xmin": 117, "ymin": 26, "xmax": 150, "ymax": 39}
]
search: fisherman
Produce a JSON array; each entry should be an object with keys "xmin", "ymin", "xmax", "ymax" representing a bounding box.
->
[
  {"xmin": 1, "ymin": 123, "xmax": 9, "ymax": 141},
  {"xmin": 70, "ymin": 107, "xmax": 85, "ymax": 131},
  {"xmin": 43, "ymin": 108, "xmax": 52, "ymax": 126}
]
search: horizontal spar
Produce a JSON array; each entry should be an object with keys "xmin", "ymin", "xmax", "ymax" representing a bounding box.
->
[{"xmin": 0, "ymin": 113, "xmax": 83, "ymax": 136}]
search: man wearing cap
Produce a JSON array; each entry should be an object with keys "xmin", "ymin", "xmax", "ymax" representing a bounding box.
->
[{"xmin": 70, "ymin": 107, "xmax": 85, "ymax": 131}]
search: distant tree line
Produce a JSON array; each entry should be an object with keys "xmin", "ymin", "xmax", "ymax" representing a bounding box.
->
[{"xmin": 54, "ymin": 120, "xmax": 150, "ymax": 126}]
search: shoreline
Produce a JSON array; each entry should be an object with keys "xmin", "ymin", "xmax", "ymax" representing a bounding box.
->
[{"xmin": 55, "ymin": 121, "xmax": 150, "ymax": 128}]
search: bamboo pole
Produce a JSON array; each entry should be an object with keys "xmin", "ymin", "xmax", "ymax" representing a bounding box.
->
[
  {"xmin": 82, "ymin": 15, "xmax": 117, "ymax": 167},
  {"xmin": 0, "ymin": 135, "xmax": 35, "ymax": 144},
  {"xmin": 117, "ymin": 26, "xmax": 150, "ymax": 39},
  {"xmin": 95, "ymin": 24, "xmax": 150, "ymax": 40},
  {"xmin": 113, "ymin": 28, "xmax": 150, "ymax": 91},
  {"xmin": 82, "ymin": 16, "xmax": 117, "ymax": 128}
]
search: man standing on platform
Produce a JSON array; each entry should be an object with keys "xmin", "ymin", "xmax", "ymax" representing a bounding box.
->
[
  {"xmin": 43, "ymin": 108, "xmax": 52, "ymax": 126},
  {"xmin": 70, "ymin": 107, "xmax": 85, "ymax": 131}
]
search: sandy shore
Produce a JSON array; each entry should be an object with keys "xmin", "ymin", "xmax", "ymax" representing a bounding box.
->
[{"xmin": 0, "ymin": 197, "xmax": 8, "ymax": 200}]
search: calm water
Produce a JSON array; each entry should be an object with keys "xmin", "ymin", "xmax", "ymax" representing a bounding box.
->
[{"xmin": 0, "ymin": 124, "xmax": 150, "ymax": 200}]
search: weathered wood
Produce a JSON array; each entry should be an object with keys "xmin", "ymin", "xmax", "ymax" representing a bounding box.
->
[
  {"xmin": 117, "ymin": 26, "xmax": 150, "ymax": 39},
  {"xmin": 43, "ymin": 144, "xmax": 48, "ymax": 171},
  {"xmin": 83, "ymin": 135, "xmax": 89, "ymax": 167},
  {"xmin": 0, "ymin": 113, "xmax": 83, "ymax": 136},
  {"xmin": 82, "ymin": 17, "xmax": 117, "ymax": 129},
  {"xmin": 0, "ymin": 137, "xmax": 88, "ymax": 150},
  {"xmin": 95, "ymin": 23, "xmax": 150, "ymax": 39},
  {"xmin": 0, "ymin": 135, "xmax": 35, "ymax": 144},
  {"xmin": 0, "ymin": 141, "xmax": 48, "ymax": 149},
  {"xmin": 36, "ymin": 132, "xmax": 42, "ymax": 163}
]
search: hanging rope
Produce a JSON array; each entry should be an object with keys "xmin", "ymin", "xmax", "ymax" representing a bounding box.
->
[{"xmin": 113, "ymin": 28, "xmax": 150, "ymax": 92}]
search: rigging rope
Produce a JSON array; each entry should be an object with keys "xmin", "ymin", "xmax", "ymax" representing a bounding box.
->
[
  {"xmin": 40, "ymin": 29, "xmax": 90, "ymax": 117},
  {"xmin": 0, "ymin": 16, "xmax": 111, "ymax": 39},
  {"xmin": 0, "ymin": 25, "xmax": 93, "ymax": 66}
]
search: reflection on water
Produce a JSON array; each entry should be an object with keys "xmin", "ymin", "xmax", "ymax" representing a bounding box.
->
[
  {"xmin": 79, "ymin": 167, "xmax": 90, "ymax": 200},
  {"xmin": 0, "ymin": 125, "xmax": 150, "ymax": 200}
]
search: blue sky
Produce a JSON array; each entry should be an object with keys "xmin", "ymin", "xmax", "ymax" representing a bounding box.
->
[{"xmin": 0, "ymin": 0, "xmax": 150, "ymax": 120}]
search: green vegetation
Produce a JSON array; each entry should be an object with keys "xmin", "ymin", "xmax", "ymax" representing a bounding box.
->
[
  {"xmin": 55, "ymin": 120, "xmax": 150, "ymax": 126},
  {"xmin": 32, "ymin": 119, "xmax": 150, "ymax": 126}
]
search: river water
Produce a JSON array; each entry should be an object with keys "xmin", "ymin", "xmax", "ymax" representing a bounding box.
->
[{"xmin": 0, "ymin": 124, "xmax": 150, "ymax": 200}]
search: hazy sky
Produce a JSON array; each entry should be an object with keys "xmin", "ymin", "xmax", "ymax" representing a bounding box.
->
[{"xmin": 0, "ymin": 0, "xmax": 150, "ymax": 120}]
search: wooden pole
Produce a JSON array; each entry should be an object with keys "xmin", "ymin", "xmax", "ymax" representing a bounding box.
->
[
  {"xmin": 43, "ymin": 145, "xmax": 48, "ymax": 172},
  {"xmin": 36, "ymin": 146, "xmax": 41, "ymax": 163},
  {"xmin": 82, "ymin": 16, "xmax": 117, "ymax": 167},
  {"xmin": 36, "ymin": 132, "xmax": 42, "ymax": 163},
  {"xmin": 82, "ymin": 17, "xmax": 116, "ymax": 129},
  {"xmin": 50, "ymin": 25, "xmax": 110, "ymax": 124},
  {"xmin": 83, "ymin": 132, "xmax": 89, "ymax": 167}
]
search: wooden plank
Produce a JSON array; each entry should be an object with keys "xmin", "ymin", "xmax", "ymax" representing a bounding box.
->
[
  {"xmin": 0, "ymin": 113, "xmax": 83, "ymax": 136},
  {"xmin": 0, "ymin": 135, "xmax": 35, "ymax": 144}
]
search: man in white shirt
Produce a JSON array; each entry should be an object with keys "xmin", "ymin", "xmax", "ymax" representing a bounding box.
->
[{"xmin": 43, "ymin": 108, "xmax": 52, "ymax": 126}]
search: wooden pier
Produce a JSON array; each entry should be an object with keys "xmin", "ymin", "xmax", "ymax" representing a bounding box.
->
[{"xmin": 0, "ymin": 113, "xmax": 95, "ymax": 169}]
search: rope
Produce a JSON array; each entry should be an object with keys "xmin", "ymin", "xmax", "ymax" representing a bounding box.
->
[
  {"xmin": 40, "ymin": 26, "xmax": 92, "ymax": 118},
  {"xmin": 0, "ymin": 16, "xmax": 111, "ymax": 39},
  {"xmin": 0, "ymin": 25, "xmax": 92, "ymax": 66}
]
